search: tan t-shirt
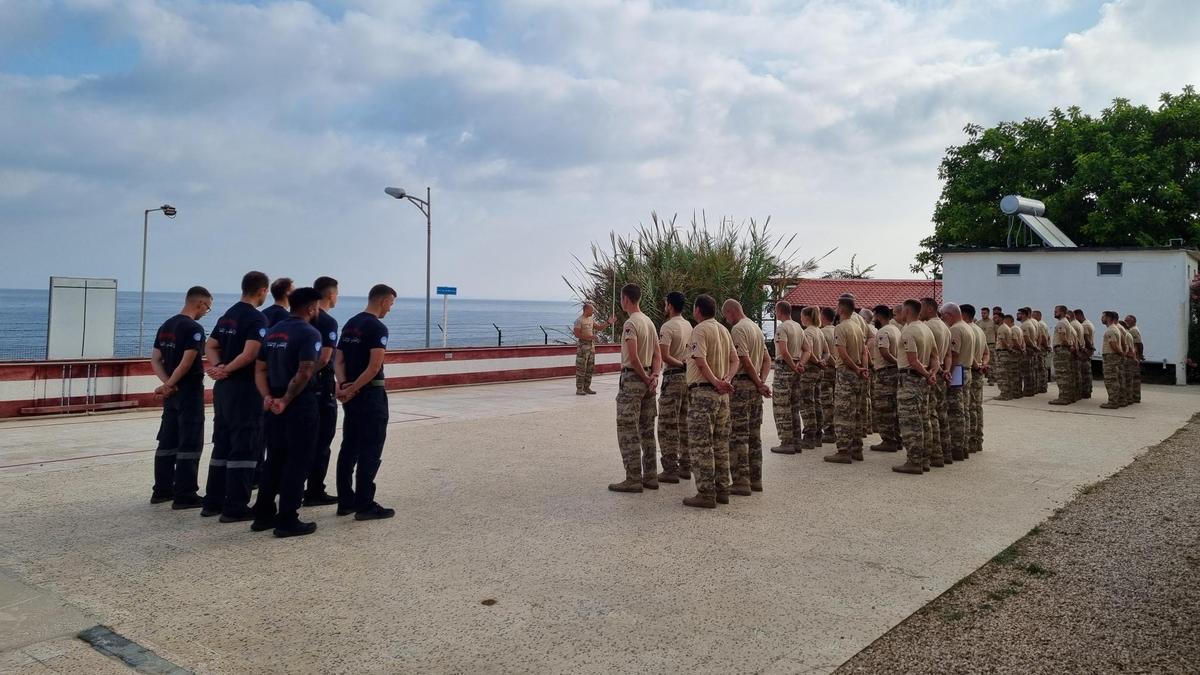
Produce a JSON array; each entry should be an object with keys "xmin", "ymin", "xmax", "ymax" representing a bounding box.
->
[
  {"xmin": 1020, "ymin": 319, "xmax": 1039, "ymax": 349},
  {"xmin": 1117, "ymin": 324, "xmax": 1132, "ymax": 353},
  {"xmin": 1129, "ymin": 326, "xmax": 1142, "ymax": 345},
  {"xmin": 872, "ymin": 323, "xmax": 901, "ymax": 370},
  {"xmin": 978, "ymin": 318, "xmax": 996, "ymax": 345},
  {"xmin": 687, "ymin": 318, "xmax": 734, "ymax": 386},
  {"xmin": 970, "ymin": 322, "xmax": 986, "ymax": 367},
  {"xmin": 996, "ymin": 323, "xmax": 1011, "ymax": 350},
  {"xmin": 804, "ymin": 324, "xmax": 828, "ymax": 365},
  {"xmin": 900, "ymin": 321, "xmax": 933, "ymax": 369},
  {"xmin": 1069, "ymin": 318, "xmax": 1084, "ymax": 348},
  {"xmin": 1102, "ymin": 324, "xmax": 1122, "ymax": 354},
  {"xmin": 949, "ymin": 321, "xmax": 976, "ymax": 367},
  {"xmin": 1053, "ymin": 317, "xmax": 1075, "ymax": 348},
  {"xmin": 926, "ymin": 317, "xmax": 951, "ymax": 365},
  {"xmin": 731, "ymin": 318, "xmax": 767, "ymax": 377},
  {"xmin": 1009, "ymin": 323, "xmax": 1025, "ymax": 350},
  {"xmin": 1081, "ymin": 320, "xmax": 1096, "ymax": 352},
  {"xmin": 1038, "ymin": 320, "xmax": 1050, "ymax": 346},
  {"xmin": 820, "ymin": 325, "xmax": 836, "ymax": 363},
  {"xmin": 659, "ymin": 315, "xmax": 693, "ymax": 367},
  {"xmin": 620, "ymin": 312, "xmax": 657, "ymax": 369},
  {"xmin": 833, "ymin": 318, "xmax": 865, "ymax": 369},
  {"xmin": 574, "ymin": 314, "xmax": 596, "ymax": 343},
  {"xmin": 773, "ymin": 320, "xmax": 804, "ymax": 361}
]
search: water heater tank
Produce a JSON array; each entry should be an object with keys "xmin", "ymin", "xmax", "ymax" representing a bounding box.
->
[{"xmin": 1000, "ymin": 195, "xmax": 1046, "ymax": 216}]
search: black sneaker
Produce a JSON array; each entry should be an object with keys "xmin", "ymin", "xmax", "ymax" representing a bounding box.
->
[
  {"xmin": 218, "ymin": 511, "xmax": 254, "ymax": 524},
  {"xmin": 274, "ymin": 521, "xmax": 318, "ymax": 538},
  {"xmin": 354, "ymin": 503, "xmax": 396, "ymax": 521},
  {"xmin": 200, "ymin": 507, "xmax": 222, "ymax": 518},
  {"xmin": 336, "ymin": 507, "xmax": 355, "ymax": 516},
  {"xmin": 250, "ymin": 515, "xmax": 276, "ymax": 532},
  {"xmin": 302, "ymin": 492, "xmax": 339, "ymax": 507},
  {"xmin": 171, "ymin": 494, "xmax": 204, "ymax": 510},
  {"xmin": 150, "ymin": 492, "xmax": 174, "ymax": 504}
]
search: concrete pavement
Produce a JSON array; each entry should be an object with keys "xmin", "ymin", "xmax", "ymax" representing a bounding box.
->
[{"xmin": 1, "ymin": 376, "xmax": 1196, "ymax": 674}]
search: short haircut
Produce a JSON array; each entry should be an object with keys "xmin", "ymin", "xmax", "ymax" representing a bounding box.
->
[
  {"xmin": 666, "ymin": 292, "xmax": 685, "ymax": 313},
  {"xmin": 368, "ymin": 284, "xmax": 398, "ymax": 301},
  {"xmin": 992, "ymin": 306, "xmax": 1002, "ymax": 313},
  {"xmin": 921, "ymin": 297, "xmax": 938, "ymax": 310},
  {"xmin": 621, "ymin": 283, "xmax": 641, "ymax": 304},
  {"xmin": 903, "ymin": 299, "xmax": 922, "ymax": 315},
  {"xmin": 1103, "ymin": 311, "xmax": 1119, "ymax": 322},
  {"xmin": 961, "ymin": 303, "xmax": 976, "ymax": 319},
  {"xmin": 270, "ymin": 277, "xmax": 293, "ymax": 301},
  {"xmin": 837, "ymin": 297, "xmax": 855, "ymax": 314},
  {"xmin": 288, "ymin": 287, "xmax": 322, "ymax": 314},
  {"xmin": 186, "ymin": 286, "xmax": 212, "ymax": 301},
  {"xmin": 314, "ymin": 276, "xmax": 339, "ymax": 296},
  {"xmin": 980, "ymin": 307, "xmax": 990, "ymax": 314},
  {"xmin": 873, "ymin": 304, "xmax": 892, "ymax": 319},
  {"xmin": 694, "ymin": 294, "xmax": 716, "ymax": 319},
  {"xmin": 775, "ymin": 300, "xmax": 792, "ymax": 317},
  {"xmin": 820, "ymin": 306, "xmax": 836, "ymax": 322},
  {"xmin": 241, "ymin": 271, "xmax": 269, "ymax": 295}
]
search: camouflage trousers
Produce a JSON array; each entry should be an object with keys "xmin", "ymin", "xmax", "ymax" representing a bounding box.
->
[
  {"xmin": 799, "ymin": 368, "xmax": 823, "ymax": 443},
  {"xmin": 657, "ymin": 371, "xmax": 690, "ymax": 474},
  {"xmin": 898, "ymin": 372, "xmax": 929, "ymax": 467},
  {"xmin": 820, "ymin": 369, "xmax": 836, "ymax": 441},
  {"xmin": 1039, "ymin": 352, "xmax": 1050, "ymax": 392},
  {"xmin": 947, "ymin": 372, "xmax": 969, "ymax": 459},
  {"xmin": 1125, "ymin": 358, "xmax": 1141, "ymax": 403},
  {"xmin": 1022, "ymin": 352, "xmax": 1037, "ymax": 397},
  {"xmin": 861, "ymin": 373, "xmax": 873, "ymax": 437},
  {"xmin": 729, "ymin": 376, "xmax": 764, "ymax": 485},
  {"xmin": 994, "ymin": 351, "xmax": 1013, "ymax": 398},
  {"xmin": 1053, "ymin": 347, "xmax": 1077, "ymax": 402},
  {"xmin": 1103, "ymin": 353, "xmax": 1126, "ymax": 405},
  {"xmin": 1078, "ymin": 355, "xmax": 1093, "ymax": 397},
  {"xmin": 927, "ymin": 380, "xmax": 948, "ymax": 462},
  {"xmin": 770, "ymin": 364, "xmax": 798, "ymax": 446},
  {"xmin": 688, "ymin": 386, "xmax": 731, "ymax": 497},
  {"xmin": 615, "ymin": 371, "xmax": 657, "ymax": 480},
  {"xmin": 969, "ymin": 367, "xmax": 984, "ymax": 453},
  {"xmin": 575, "ymin": 343, "xmax": 595, "ymax": 393},
  {"xmin": 871, "ymin": 366, "xmax": 900, "ymax": 446},
  {"xmin": 834, "ymin": 369, "xmax": 864, "ymax": 453},
  {"xmin": 986, "ymin": 345, "xmax": 997, "ymax": 384}
]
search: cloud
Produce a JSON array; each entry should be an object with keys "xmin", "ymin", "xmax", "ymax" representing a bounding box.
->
[{"xmin": 0, "ymin": 0, "xmax": 1197, "ymax": 300}]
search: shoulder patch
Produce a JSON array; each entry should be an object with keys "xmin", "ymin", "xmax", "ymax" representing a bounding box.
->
[
  {"xmin": 193, "ymin": 332, "xmax": 202, "ymax": 342},
  {"xmin": 328, "ymin": 331, "xmax": 337, "ymax": 342},
  {"xmin": 315, "ymin": 341, "xmax": 322, "ymax": 354},
  {"xmin": 259, "ymin": 328, "xmax": 267, "ymax": 337},
  {"xmin": 380, "ymin": 336, "xmax": 388, "ymax": 346}
]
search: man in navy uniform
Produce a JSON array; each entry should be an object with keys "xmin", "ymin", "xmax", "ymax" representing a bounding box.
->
[
  {"xmin": 263, "ymin": 277, "xmax": 292, "ymax": 327},
  {"xmin": 252, "ymin": 287, "xmax": 323, "ymax": 538},
  {"xmin": 201, "ymin": 271, "xmax": 269, "ymax": 522},
  {"xmin": 304, "ymin": 276, "xmax": 341, "ymax": 506},
  {"xmin": 335, "ymin": 284, "xmax": 398, "ymax": 520},
  {"xmin": 149, "ymin": 286, "xmax": 213, "ymax": 508}
]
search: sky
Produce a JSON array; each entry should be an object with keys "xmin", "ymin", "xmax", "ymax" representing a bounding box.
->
[{"xmin": 1, "ymin": 0, "xmax": 1197, "ymax": 300}]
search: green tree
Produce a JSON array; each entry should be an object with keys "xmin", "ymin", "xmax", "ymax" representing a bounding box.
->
[
  {"xmin": 821, "ymin": 254, "xmax": 876, "ymax": 280},
  {"xmin": 564, "ymin": 212, "xmax": 820, "ymax": 330},
  {"xmin": 914, "ymin": 87, "xmax": 1200, "ymax": 276}
]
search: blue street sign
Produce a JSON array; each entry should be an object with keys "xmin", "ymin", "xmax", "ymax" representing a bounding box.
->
[{"xmin": 436, "ymin": 286, "xmax": 457, "ymax": 296}]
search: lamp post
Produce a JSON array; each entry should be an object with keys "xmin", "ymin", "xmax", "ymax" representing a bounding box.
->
[
  {"xmin": 384, "ymin": 186, "xmax": 432, "ymax": 348},
  {"xmin": 139, "ymin": 204, "xmax": 177, "ymax": 356}
]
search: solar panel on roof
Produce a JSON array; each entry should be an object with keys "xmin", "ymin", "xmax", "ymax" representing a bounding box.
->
[{"xmin": 1017, "ymin": 213, "xmax": 1077, "ymax": 248}]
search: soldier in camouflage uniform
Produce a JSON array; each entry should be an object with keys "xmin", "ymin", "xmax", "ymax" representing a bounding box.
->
[
  {"xmin": 798, "ymin": 306, "xmax": 828, "ymax": 449},
  {"xmin": 682, "ymin": 294, "xmax": 737, "ymax": 509},
  {"xmin": 769, "ymin": 301, "xmax": 803, "ymax": 455},
  {"xmin": 1049, "ymin": 305, "xmax": 1078, "ymax": 405},
  {"xmin": 921, "ymin": 297, "xmax": 952, "ymax": 465},
  {"xmin": 963, "ymin": 305, "xmax": 988, "ymax": 455},
  {"xmin": 942, "ymin": 303, "xmax": 972, "ymax": 464},
  {"xmin": 894, "ymin": 299, "xmax": 934, "ymax": 474},
  {"xmin": 1075, "ymin": 309, "xmax": 1096, "ymax": 399},
  {"xmin": 1124, "ymin": 315, "xmax": 1143, "ymax": 403},
  {"xmin": 1099, "ymin": 311, "xmax": 1126, "ymax": 409},
  {"xmin": 869, "ymin": 305, "xmax": 902, "ymax": 453},
  {"xmin": 608, "ymin": 285, "xmax": 663, "ymax": 494},
  {"xmin": 825, "ymin": 298, "xmax": 868, "ymax": 465},
  {"xmin": 819, "ymin": 306, "xmax": 838, "ymax": 445},
  {"xmin": 656, "ymin": 292, "xmax": 693, "ymax": 483},
  {"xmin": 573, "ymin": 303, "xmax": 615, "ymax": 395},
  {"xmin": 724, "ymin": 300, "xmax": 772, "ymax": 493}
]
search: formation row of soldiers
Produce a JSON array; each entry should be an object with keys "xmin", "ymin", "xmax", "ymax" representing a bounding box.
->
[{"xmin": 148, "ymin": 272, "xmax": 398, "ymax": 538}]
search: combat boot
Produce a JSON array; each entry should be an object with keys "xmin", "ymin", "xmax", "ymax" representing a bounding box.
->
[
  {"xmin": 850, "ymin": 450, "xmax": 864, "ymax": 461},
  {"xmin": 607, "ymin": 479, "xmax": 643, "ymax": 493},
  {"xmin": 585, "ymin": 388, "xmax": 598, "ymax": 395},
  {"xmin": 642, "ymin": 477, "xmax": 659, "ymax": 490},
  {"xmin": 950, "ymin": 449, "xmax": 966, "ymax": 461},
  {"xmin": 892, "ymin": 462, "xmax": 924, "ymax": 475},
  {"xmin": 798, "ymin": 439, "xmax": 816, "ymax": 450},
  {"xmin": 769, "ymin": 445, "xmax": 796, "ymax": 455},
  {"xmin": 929, "ymin": 458, "xmax": 944, "ymax": 468},
  {"xmin": 656, "ymin": 471, "xmax": 680, "ymax": 484},
  {"xmin": 715, "ymin": 488, "xmax": 730, "ymax": 504},
  {"xmin": 683, "ymin": 494, "xmax": 717, "ymax": 509},
  {"xmin": 869, "ymin": 442, "xmax": 898, "ymax": 452},
  {"xmin": 750, "ymin": 480, "xmax": 763, "ymax": 492},
  {"xmin": 822, "ymin": 452, "xmax": 852, "ymax": 464},
  {"xmin": 678, "ymin": 469, "xmax": 693, "ymax": 480},
  {"xmin": 1099, "ymin": 402, "xmax": 1120, "ymax": 409},
  {"xmin": 729, "ymin": 481, "xmax": 752, "ymax": 496}
]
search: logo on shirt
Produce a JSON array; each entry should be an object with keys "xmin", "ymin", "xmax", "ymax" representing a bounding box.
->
[
  {"xmin": 315, "ymin": 341, "xmax": 322, "ymax": 354},
  {"xmin": 192, "ymin": 332, "xmax": 202, "ymax": 342},
  {"xmin": 380, "ymin": 336, "xmax": 388, "ymax": 346},
  {"xmin": 259, "ymin": 328, "xmax": 267, "ymax": 337},
  {"xmin": 328, "ymin": 331, "xmax": 337, "ymax": 342}
]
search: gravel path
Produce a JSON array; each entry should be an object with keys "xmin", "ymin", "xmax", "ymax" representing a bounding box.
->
[{"xmin": 836, "ymin": 414, "xmax": 1200, "ymax": 675}]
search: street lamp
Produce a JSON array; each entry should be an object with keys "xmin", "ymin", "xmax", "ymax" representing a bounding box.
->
[
  {"xmin": 384, "ymin": 186, "xmax": 432, "ymax": 349},
  {"xmin": 139, "ymin": 204, "xmax": 177, "ymax": 356}
]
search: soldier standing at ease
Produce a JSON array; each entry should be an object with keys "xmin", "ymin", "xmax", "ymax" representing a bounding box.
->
[
  {"xmin": 868, "ymin": 305, "xmax": 902, "ymax": 453},
  {"xmin": 201, "ymin": 271, "xmax": 269, "ymax": 522},
  {"xmin": 994, "ymin": 314, "xmax": 1013, "ymax": 400},
  {"xmin": 921, "ymin": 297, "xmax": 951, "ymax": 466},
  {"xmin": 1124, "ymin": 315, "xmax": 1143, "ymax": 403},
  {"xmin": 824, "ymin": 297, "xmax": 868, "ymax": 465},
  {"xmin": 798, "ymin": 306, "xmax": 828, "ymax": 449},
  {"xmin": 894, "ymin": 299, "xmax": 935, "ymax": 475},
  {"xmin": 769, "ymin": 301, "xmax": 803, "ymax": 455},
  {"xmin": 1068, "ymin": 309, "xmax": 1086, "ymax": 400},
  {"xmin": 1099, "ymin": 311, "xmax": 1126, "ymax": 409},
  {"xmin": 1049, "ymin": 305, "xmax": 1078, "ymax": 405},
  {"xmin": 819, "ymin": 307, "xmax": 838, "ymax": 444},
  {"xmin": 655, "ymin": 292, "xmax": 692, "ymax": 483},
  {"xmin": 263, "ymin": 277, "xmax": 292, "ymax": 328},
  {"xmin": 682, "ymin": 294, "xmax": 736, "ymax": 509},
  {"xmin": 978, "ymin": 307, "xmax": 997, "ymax": 385},
  {"xmin": 724, "ymin": 300, "xmax": 771, "ymax": 493},
  {"xmin": 334, "ymin": 284, "xmax": 398, "ymax": 521},
  {"xmin": 150, "ymin": 287, "xmax": 213, "ymax": 508},
  {"xmin": 858, "ymin": 308, "xmax": 877, "ymax": 438},
  {"xmin": 303, "ymin": 277, "xmax": 341, "ymax": 507},
  {"xmin": 608, "ymin": 284, "xmax": 662, "ymax": 493},
  {"xmin": 574, "ymin": 303, "xmax": 616, "ymax": 395},
  {"xmin": 1007, "ymin": 313, "xmax": 1027, "ymax": 398},
  {"xmin": 1075, "ymin": 309, "xmax": 1096, "ymax": 399},
  {"xmin": 1034, "ymin": 310, "xmax": 1051, "ymax": 393},
  {"xmin": 1117, "ymin": 318, "xmax": 1137, "ymax": 405},
  {"xmin": 942, "ymin": 303, "xmax": 972, "ymax": 464},
  {"xmin": 963, "ymin": 305, "xmax": 988, "ymax": 455},
  {"xmin": 1018, "ymin": 308, "xmax": 1038, "ymax": 397},
  {"xmin": 252, "ymin": 287, "xmax": 323, "ymax": 538}
]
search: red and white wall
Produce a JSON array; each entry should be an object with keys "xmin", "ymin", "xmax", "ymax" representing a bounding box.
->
[{"xmin": 0, "ymin": 344, "xmax": 622, "ymax": 418}]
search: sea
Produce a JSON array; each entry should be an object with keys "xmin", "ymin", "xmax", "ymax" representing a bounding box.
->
[{"xmin": 0, "ymin": 288, "xmax": 584, "ymax": 361}]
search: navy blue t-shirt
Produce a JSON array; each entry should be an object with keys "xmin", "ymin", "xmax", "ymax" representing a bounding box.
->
[
  {"xmin": 212, "ymin": 301, "xmax": 267, "ymax": 381},
  {"xmin": 263, "ymin": 304, "xmax": 290, "ymax": 327},
  {"xmin": 259, "ymin": 317, "xmax": 321, "ymax": 396},
  {"xmin": 337, "ymin": 312, "xmax": 389, "ymax": 382},
  {"xmin": 154, "ymin": 314, "xmax": 206, "ymax": 383},
  {"xmin": 313, "ymin": 309, "xmax": 339, "ymax": 374}
]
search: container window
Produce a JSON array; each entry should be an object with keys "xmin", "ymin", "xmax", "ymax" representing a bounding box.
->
[
  {"xmin": 997, "ymin": 264, "xmax": 1021, "ymax": 276},
  {"xmin": 1097, "ymin": 262, "xmax": 1123, "ymax": 276}
]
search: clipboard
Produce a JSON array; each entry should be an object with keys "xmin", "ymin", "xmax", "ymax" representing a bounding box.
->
[{"xmin": 950, "ymin": 365, "xmax": 964, "ymax": 387}]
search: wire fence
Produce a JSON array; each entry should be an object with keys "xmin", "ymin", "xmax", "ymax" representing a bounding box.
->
[{"xmin": 0, "ymin": 320, "xmax": 601, "ymax": 361}]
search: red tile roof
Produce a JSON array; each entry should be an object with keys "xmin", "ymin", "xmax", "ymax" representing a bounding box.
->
[{"xmin": 782, "ymin": 278, "xmax": 942, "ymax": 310}]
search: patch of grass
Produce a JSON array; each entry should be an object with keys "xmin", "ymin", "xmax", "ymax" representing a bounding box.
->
[
  {"xmin": 1028, "ymin": 526, "xmax": 1042, "ymax": 536},
  {"xmin": 979, "ymin": 602, "xmax": 994, "ymax": 612},
  {"xmin": 991, "ymin": 543, "xmax": 1021, "ymax": 566},
  {"xmin": 986, "ymin": 582, "xmax": 1022, "ymax": 602},
  {"xmin": 939, "ymin": 608, "xmax": 965, "ymax": 623},
  {"xmin": 1024, "ymin": 562, "xmax": 1054, "ymax": 577},
  {"xmin": 1076, "ymin": 482, "xmax": 1100, "ymax": 496}
]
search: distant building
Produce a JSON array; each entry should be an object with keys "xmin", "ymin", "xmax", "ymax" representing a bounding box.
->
[{"xmin": 781, "ymin": 277, "xmax": 942, "ymax": 310}]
